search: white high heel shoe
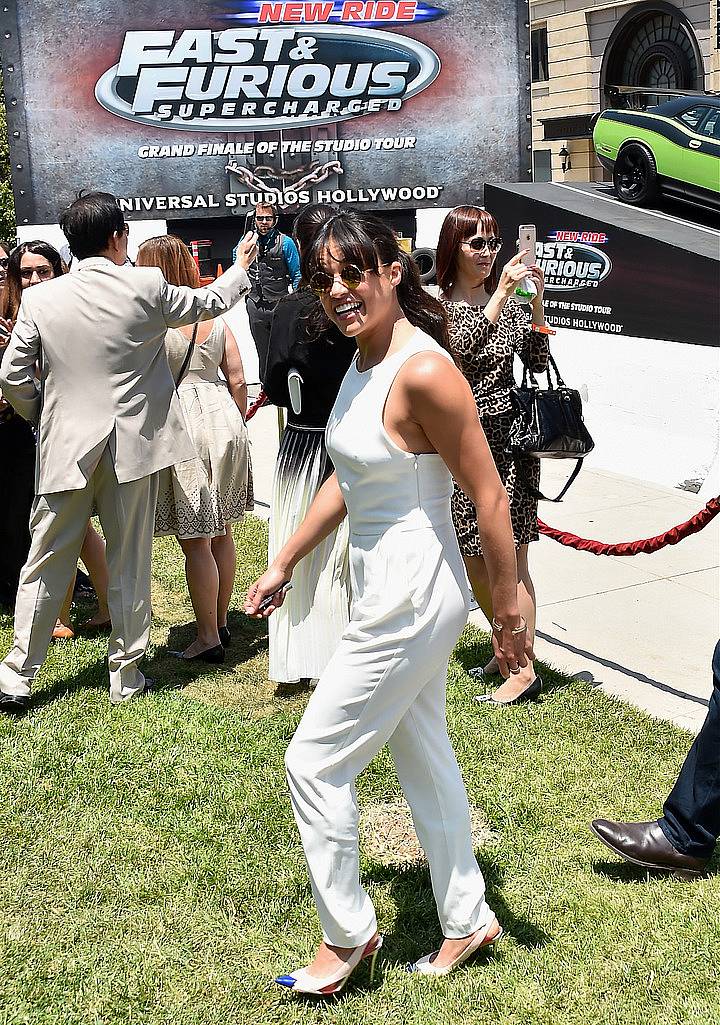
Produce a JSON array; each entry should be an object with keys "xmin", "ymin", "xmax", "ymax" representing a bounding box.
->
[
  {"xmin": 406, "ymin": 917, "xmax": 504, "ymax": 976},
  {"xmin": 275, "ymin": 934, "xmax": 383, "ymax": 996}
]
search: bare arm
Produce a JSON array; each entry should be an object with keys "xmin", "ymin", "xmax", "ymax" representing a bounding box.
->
[
  {"xmin": 404, "ymin": 353, "xmax": 531, "ymax": 675},
  {"xmin": 244, "ymin": 472, "xmax": 347, "ymax": 617},
  {"xmin": 219, "ymin": 323, "xmax": 248, "ymax": 416}
]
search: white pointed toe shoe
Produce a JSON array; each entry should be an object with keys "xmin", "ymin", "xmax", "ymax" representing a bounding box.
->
[
  {"xmin": 407, "ymin": 917, "xmax": 504, "ymax": 976},
  {"xmin": 275, "ymin": 934, "xmax": 383, "ymax": 996}
]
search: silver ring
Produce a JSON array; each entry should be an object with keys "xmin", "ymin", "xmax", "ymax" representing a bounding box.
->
[{"xmin": 509, "ymin": 666, "xmax": 521, "ymax": 675}]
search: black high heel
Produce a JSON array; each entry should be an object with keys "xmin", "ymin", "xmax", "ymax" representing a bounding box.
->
[
  {"xmin": 474, "ymin": 676, "xmax": 542, "ymax": 707},
  {"xmin": 219, "ymin": 626, "xmax": 231, "ymax": 648},
  {"xmin": 170, "ymin": 644, "xmax": 225, "ymax": 664}
]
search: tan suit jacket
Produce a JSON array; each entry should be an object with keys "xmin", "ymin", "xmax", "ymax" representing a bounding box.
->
[{"xmin": 0, "ymin": 257, "xmax": 250, "ymax": 494}]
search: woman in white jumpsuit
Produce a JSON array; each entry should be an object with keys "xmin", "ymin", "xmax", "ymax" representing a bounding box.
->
[{"xmin": 245, "ymin": 213, "xmax": 532, "ymax": 995}]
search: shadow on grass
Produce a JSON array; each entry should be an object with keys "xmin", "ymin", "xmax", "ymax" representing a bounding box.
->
[
  {"xmin": 365, "ymin": 858, "xmax": 550, "ymax": 966},
  {"xmin": 24, "ymin": 653, "xmax": 109, "ymax": 712},
  {"xmin": 454, "ymin": 631, "xmax": 574, "ymax": 700},
  {"xmin": 592, "ymin": 857, "xmax": 719, "ymax": 884},
  {"xmin": 147, "ymin": 611, "xmax": 269, "ymax": 690},
  {"xmin": 13, "ymin": 607, "xmax": 270, "ymax": 713}
]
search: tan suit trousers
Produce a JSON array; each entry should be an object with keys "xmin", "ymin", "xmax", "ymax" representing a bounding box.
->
[{"xmin": 0, "ymin": 445, "xmax": 158, "ymax": 703}]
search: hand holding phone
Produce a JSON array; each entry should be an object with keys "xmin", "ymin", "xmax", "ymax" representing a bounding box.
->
[
  {"xmin": 512, "ymin": 225, "xmax": 538, "ymax": 303},
  {"xmin": 257, "ymin": 582, "xmax": 293, "ymax": 613}
]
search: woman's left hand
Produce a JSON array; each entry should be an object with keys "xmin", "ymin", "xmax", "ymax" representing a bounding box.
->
[{"xmin": 492, "ymin": 620, "xmax": 535, "ymax": 679}]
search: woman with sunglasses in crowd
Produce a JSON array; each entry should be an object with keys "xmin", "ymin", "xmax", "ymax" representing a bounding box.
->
[
  {"xmin": 245, "ymin": 212, "xmax": 530, "ymax": 994},
  {"xmin": 263, "ymin": 204, "xmax": 355, "ymax": 688},
  {"xmin": 0, "ymin": 242, "xmax": 110, "ymax": 634},
  {"xmin": 436, "ymin": 207, "xmax": 549, "ymax": 706}
]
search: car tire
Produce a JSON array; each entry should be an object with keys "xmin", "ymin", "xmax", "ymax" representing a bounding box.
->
[
  {"xmin": 613, "ymin": 143, "xmax": 659, "ymax": 206},
  {"xmin": 411, "ymin": 247, "xmax": 437, "ymax": 285}
]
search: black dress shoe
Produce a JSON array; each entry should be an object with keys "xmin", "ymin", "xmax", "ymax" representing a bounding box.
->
[
  {"xmin": 171, "ymin": 644, "xmax": 225, "ymax": 664},
  {"xmin": 219, "ymin": 626, "xmax": 231, "ymax": 648},
  {"xmin": 0, "ymin": 691, "xmax": 30, "ymax": 715},
  {"xmin": 474, "ymin": 676, "xmax": 542, "ymax": 707},
  {"xmin": 590, "ymin": 819, "xmax": 709, "ymax": 880}
]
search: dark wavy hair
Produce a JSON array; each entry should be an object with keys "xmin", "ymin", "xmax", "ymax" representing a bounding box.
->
[
  {"xmin": 2, "ymin": 240, "xmax": 68, "ymax": 323},
  {"xmin": 436, "ymin": 206, "xmax": 501, "ymax": 297},
  {"xmin": 302, "ymin": 212, "xmax": 449, "ymax": 350},
  {"xmin": 292, "ymin": 203, "xmax": 338, "ymax": 260}
]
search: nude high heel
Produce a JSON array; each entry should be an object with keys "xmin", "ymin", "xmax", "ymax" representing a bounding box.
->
[
  {"xmin": 406, "ymin": 917, "xmax": 504, "ymax": 976},
  {"xmin": 275, "ymin": 934, "xmax": 383, "ymax": 996}
]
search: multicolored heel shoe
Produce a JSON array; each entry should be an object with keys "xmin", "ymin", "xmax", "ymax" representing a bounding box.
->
[
  {"xmin": 275, "ymin": 934, "xmax": 383, "ymax": 996},
  {"xmin": 406, "ymin": 918, "xmax": 504, "ymax": 976}
]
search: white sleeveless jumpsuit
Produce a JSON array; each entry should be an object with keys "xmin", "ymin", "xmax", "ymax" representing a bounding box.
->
[{"xmin": 284, "ymin": 330, "xmax": 493, "ymax": 947}]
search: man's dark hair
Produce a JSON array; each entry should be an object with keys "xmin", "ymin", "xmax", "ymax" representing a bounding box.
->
[{"xmin": 59, "ymin": 192, "xmax": 125, "ymax": 260}]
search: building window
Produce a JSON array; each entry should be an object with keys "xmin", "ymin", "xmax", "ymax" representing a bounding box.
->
[
  {"xmin": 602, "ymin": 6, "xmax": 702, "ymax": 110},
  {"xmin": 531, "ymin": 26, "xmax": 549, "ymax": 83},
  {"xmin": 533, "ymin": 149, "xmax": 552, "ymax": 182}
]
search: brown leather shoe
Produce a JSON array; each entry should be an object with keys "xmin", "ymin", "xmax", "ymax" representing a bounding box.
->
[{"xmin": 590, "ymin": 819, "xmax": 709, "ymax": 880}]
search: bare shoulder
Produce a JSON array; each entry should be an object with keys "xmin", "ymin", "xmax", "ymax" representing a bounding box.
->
[{"xmin": 400, "ymin": 349, "xmax": 464, "ymax": 394}]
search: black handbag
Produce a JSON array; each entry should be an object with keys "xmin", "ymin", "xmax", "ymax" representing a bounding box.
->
[{"xmin": 509, "ymin": 352, "xmax": 594, "ymax": 502}]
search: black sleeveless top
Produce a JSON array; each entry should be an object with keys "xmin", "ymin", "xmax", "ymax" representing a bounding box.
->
[{"xmin": 263, "ymin": 289, "xmax": 356, "ymax": 428}]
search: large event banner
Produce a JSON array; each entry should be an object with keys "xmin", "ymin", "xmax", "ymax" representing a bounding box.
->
[{"xmin": 1, "ymin": 0, "xmax": 530, "ymax": 224}]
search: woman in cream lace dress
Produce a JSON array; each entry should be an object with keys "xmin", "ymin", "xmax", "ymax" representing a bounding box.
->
[{"xmin": 137, "ymin": 236, "xmax": 253, "ymax": 663}]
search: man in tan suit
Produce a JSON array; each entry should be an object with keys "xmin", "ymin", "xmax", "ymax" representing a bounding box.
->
[{"xmin": 0, "ymin": 192, "xmax": 257, "ymax": 711}]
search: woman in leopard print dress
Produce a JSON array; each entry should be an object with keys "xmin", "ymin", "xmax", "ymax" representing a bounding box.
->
[{"xmin": 437, "ymin": 206, "xmax": 549, "ymax": 705}]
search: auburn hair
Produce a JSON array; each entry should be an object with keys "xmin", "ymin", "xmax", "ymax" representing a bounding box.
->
[
  {"xmin": 136, "ymin": 235, "xmax": 201, "ymax": 288},
  {"xmin": 436, "ymin": 206, "xmax": 501, "ymax": 297}
]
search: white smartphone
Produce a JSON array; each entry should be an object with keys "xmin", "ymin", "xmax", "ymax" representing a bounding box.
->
[{"xmin": 518, "ymin": 224, "xmax": 537, "ymax": 267}]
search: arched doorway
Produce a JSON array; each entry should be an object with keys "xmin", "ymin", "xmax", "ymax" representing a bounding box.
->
[{"xmin": 600, "ymin": 2, "xmax": 703, "ymax": 110}]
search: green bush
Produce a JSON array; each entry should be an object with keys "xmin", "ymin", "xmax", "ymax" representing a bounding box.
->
[{"xmin": 0, "ymin": 67, "xmax": 17, "ymax": 243}]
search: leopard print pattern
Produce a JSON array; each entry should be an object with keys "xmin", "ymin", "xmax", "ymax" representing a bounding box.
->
[
  {"xmin": 442, "ymin": 301, "xmax": 548, "ymax": 558},
  {"xmin": 452, "ymin": 411, "xmax": 540, "ymax": 557}
]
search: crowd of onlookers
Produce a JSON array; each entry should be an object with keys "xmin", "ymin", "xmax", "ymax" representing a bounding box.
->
[
  {"xmin": 0, "ymin": 194, "xmax": 716, "ymax": 993},
  {"xmin": 0, "ymin": 198, "xmax": 550, "ymax": 702}
]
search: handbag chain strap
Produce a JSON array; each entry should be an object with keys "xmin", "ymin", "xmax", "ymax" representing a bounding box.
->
[{"xmin": 521, "ymin": 351, "xmax": 564, "ymax": 390}]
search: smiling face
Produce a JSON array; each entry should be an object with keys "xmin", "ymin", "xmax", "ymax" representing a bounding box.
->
[{"xmin": 316, "ymin": 246, "xmax": 399, "ymax": 340}]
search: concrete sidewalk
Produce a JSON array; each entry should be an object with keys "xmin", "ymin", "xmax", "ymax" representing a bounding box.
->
[{"xmin": 247, "ymin": 403, "xmax": 718, "ymax": 733}]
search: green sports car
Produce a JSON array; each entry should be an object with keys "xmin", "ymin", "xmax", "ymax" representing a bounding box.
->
[{"xmin": 593, "ymin": 96, "xmax": 720, "ymax": 211}]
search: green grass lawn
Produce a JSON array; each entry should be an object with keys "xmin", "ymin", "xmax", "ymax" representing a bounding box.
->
[{"xmin": 0, "ymin": 516, "xmax": 717, "ymax": 1025}]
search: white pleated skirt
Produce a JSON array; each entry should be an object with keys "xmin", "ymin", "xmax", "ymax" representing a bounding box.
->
[{"xmin": 268, "ymin": 424, "xmax": 351, "ymax": 683}]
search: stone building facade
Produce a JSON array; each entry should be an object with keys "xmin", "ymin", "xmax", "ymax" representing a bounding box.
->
[{"xmin": 530, "ymin": 0, "xmax": 719, "ymax": 182}]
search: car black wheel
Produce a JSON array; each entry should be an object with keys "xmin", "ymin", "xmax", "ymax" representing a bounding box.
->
[
  {"xmin": 613, "ymin": 144, "xmax": 658, "ymax": 206},
  {"xmin": 411, "ymin": 247, "xmax": 437, "ymax": 285}
]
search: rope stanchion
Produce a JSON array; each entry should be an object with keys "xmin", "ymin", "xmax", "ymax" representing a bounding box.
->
[
  {"xmin": 538, "ymin": 496, "xmax": 720, "ymax": 557},
  {"xmin": 245, "ymin": 390, "xmax": 268, "ymax": 422}
]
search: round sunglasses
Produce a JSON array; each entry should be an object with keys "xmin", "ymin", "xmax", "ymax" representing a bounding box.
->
[
  {"xmin": 461, "ymin": 236, "xmax": 503, "ymax": 253},
  {"xmin": 310, "ymin": 263, "xmax": 367, "ymax": 296}
]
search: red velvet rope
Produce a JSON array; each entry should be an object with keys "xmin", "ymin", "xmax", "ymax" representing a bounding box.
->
[
  {"xmin": 538, "ymin": 496, "xmax": 720, "ymax": 556},
  {"xmin": 245, "ymin": 390, "xmax": 268, "ymax": 422}
]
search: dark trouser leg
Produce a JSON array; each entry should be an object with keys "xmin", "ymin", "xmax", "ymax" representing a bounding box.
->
[
  {"xmin": 0, "ymin": 419, "xmax": 35, "ymax": 606},
  {"xmin": 659, "ymin": 640, "xmax": 720, "ymax": 859},
  {"xmin": 246, "ymin": 299, "xmax": 274, "ymax": 384}
]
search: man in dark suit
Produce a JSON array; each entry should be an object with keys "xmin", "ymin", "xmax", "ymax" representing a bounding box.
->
[{"xmin": 591, "ymin": 639, "xmax": 720, "ymax": 879}]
